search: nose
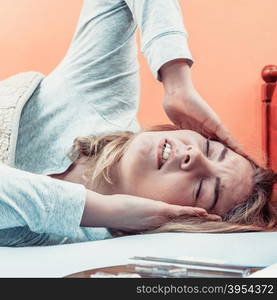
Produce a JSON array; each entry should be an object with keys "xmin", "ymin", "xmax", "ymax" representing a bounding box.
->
[{"xmin": 180, "ymin": 145, "xmax": 210, "ymax": 175}]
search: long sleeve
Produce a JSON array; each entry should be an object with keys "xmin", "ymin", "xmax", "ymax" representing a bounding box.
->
[
  {"xmin": 124, "ymin": 0, "xmax": 194, "ymax": 81},
  {"xmin": 0, "ymin": 164, "xmax": 87, "ymax": 239}
]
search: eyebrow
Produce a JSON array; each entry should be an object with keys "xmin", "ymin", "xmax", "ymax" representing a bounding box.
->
[{"xmin": 218, "ymin": 145, "xmax": 228, "ymax": 162}]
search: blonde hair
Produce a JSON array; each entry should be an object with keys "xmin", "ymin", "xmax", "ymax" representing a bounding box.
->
[
  {"xmin": 68, "ymin": 131, "xmax": 140, "ymax": 190},
  {"xmin": 68, "ymin": 124, "xmax": 277, "ymax": 234}
]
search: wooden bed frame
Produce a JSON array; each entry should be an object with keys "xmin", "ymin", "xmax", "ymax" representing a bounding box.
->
[{"xmin": 261, "ymin": 64, "xmax": 277, "ymax": 203}]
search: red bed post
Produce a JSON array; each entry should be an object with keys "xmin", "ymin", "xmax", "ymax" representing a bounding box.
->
[
  {"xmin": 261, "ymin": 65, "xmax": 277, "ymax": 170},
  {"xmin": 261, "ymin": 65, "xmax": 277, "ymax": 204}
]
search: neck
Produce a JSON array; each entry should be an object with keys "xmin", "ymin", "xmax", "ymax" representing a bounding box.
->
[{"xmin": 49, "ymin": 155, "xmax": 123, "ymax": 195}]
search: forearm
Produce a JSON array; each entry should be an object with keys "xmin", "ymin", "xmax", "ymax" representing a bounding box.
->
[{"xmin": 80, "ymin": 190, "xmax": 110, "ymax": 227}]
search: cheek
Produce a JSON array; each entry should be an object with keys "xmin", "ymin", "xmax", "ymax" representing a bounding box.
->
[
  {"xmin": 120, "ymin": 145, "xmax": 155, "ymax": 193},
  {"xmin": 124, "ymin": 141, "xmax": 149, "ymax": 168},
  {"xmin": 133, "ymin": 135, "xmax": 152, "ymax": 156},
  {"xmin": 151, "ymin": 175, "xmax": 193, "ymax": 207},
  {"xmin": 122, "ymin": 173, "xmax": 187, "ymax": 205},
  {"xmin": 164, "ymin": 173, "xmax": 193, "ymax": 204}
]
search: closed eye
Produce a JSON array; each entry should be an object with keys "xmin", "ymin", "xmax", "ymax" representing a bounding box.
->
[
  {"xmin": 195, "ymin": 138, "xmax": 211, "ymax": 203},
  {"xmin": 195, "ymin": 178, "xmax": 203, "ymax": 201},
  {"xmin": 196, "ymin": 138, "xmax": 210, "ymax": 202}
]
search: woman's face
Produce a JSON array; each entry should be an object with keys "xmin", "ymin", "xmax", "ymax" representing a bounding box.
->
[{"xmin": 118, "ymin": 130, "xmax": 254, "ymax": 216}]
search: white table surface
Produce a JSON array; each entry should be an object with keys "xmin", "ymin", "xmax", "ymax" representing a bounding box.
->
[{"xmin": 0, "ymin": 232, "xmax": 276, "ymax": 278}]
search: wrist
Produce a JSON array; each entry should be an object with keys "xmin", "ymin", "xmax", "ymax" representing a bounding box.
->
[
  {"xmin": 81, "ymin": 189, "xmax": 110, "ymax": 227},
  {"xmin": 160, "ymin": 59, "xmax": 194, "ymax": 95}
]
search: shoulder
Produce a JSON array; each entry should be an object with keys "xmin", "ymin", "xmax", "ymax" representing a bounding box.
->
[{"xmin": 0, "ymin": 71, "xmax": 45, "ymax": 166}]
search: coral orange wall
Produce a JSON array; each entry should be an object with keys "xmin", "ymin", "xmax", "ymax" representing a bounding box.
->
[{"xmin": 0, "ymin": 0, "xmax": 276, "ymax": 163}]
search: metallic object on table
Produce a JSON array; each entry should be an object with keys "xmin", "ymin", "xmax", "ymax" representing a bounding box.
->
[
  {"xmin": 129, "ymin": 256, "xmax": 260, "ymax": 278},
  {"xmin": 133, "ymin": 263, "xmax": 188, "ymax": 278}
]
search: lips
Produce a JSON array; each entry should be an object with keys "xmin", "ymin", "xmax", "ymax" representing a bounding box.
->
[
  {"xmin": 157, "ymin": 138, "xmax": 166, "ymax": 169},
  {"xmin": 157, "ymin": 138, "xmax": 176, "ymax": 169}
]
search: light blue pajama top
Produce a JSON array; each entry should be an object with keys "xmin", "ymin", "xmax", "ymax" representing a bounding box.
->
[{"xmin": 0, "ymin": 0, "xmax": 193, "ymax": 246}]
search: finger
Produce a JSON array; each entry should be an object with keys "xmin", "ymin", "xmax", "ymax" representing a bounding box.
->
[
  {"xmin": 203, "ymin": 214, "xmax": 222, "ymax": 222},
  {"xmin": 213, "ymin": 124, "xmax": 248, "ymax": 158},
  {"xmin": 171, "ymin": 206, "xmax": 208, "ymax": 217},
  {"xmin": 175, "ymin": 205, "xmax": 221, "ymax": 220},
  {"xmin": 222, "ymin": 135, "xmax": 245, "ymax": 156},
  {"xmin": 189, "ymin": 207, "xmax": 208, "ymax": 216},
  {"xmin": 224, "ymin": 137, "xmax": 248, "ymax": 159},
  {"xmin": 170, "ymin": 206, "xmax": 222, "ymax": 222}
]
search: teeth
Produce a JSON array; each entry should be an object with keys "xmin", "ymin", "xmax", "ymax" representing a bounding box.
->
[
  {"xmin": 162, "ymin": 142, "xmax": 171, "ymax": 161},
  {"xmin": 163, "ymin": 142, "xmax": 171, "ymax": 149},
  {"xmin": 162, "ymin": 153, "xmax": 169, "ymax": 160}
]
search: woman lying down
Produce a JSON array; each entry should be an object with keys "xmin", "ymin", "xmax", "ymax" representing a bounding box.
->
[
  {"xmin": 62, "ymin": 124, "xmax": 277, "ymax": 237},
  {"xmin": 0, "ymin": 0, "xmax": 276, "ymax": 247}
]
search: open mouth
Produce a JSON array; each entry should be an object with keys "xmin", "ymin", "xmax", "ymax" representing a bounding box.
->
[{"xmin": 157, "ymin": 139, "xmax": 174, "ymax": 169}]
